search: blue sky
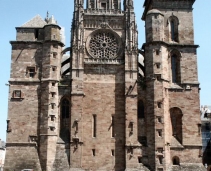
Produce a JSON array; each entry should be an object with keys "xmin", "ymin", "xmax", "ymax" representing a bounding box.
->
[{"xmin": 0, "ymin": 0, "xmax": 210, "ymax": 142}]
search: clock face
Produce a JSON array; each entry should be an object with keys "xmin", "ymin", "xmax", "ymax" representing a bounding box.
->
[{"xmin": 87, "ymin": 30, "xmax": 121, "ymax": 59}]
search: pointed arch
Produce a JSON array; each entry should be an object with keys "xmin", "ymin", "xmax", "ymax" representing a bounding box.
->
[
  {"xmin": 61, "ymin": 98, "xmax": 70, "ymax": 120},
  {"xmin": 60, "ymin": 98, "xmax": 70, "ymax": 142},
  {"xmin": 169, "ymin": 49, "xmax": 181, "ymax": 84},
  {"xmin": 170, "ymin": 107, "xmax": 183, "ymax": 144},
  {"xmin": 168, "ymin": 16, "xmax": 179, "ymax": 42},
  {"xmin": 138, "ymin": 100, "xmax": 145, "ymax": 119}
]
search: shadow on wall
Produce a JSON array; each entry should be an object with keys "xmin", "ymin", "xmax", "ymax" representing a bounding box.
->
[{"xmin": 203, "ymin": 139, "xmax": 211, "ymax": 167}]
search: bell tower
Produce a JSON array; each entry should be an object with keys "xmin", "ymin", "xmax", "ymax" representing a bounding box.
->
[
  {"xmin": 86, "ymin": 0, "xmax": 121, "ymax": 9},
  {"xmin": 68, "ymin": 0, "xmax": 146, "ymax": 170},
  {"xmin": 141, "ymin": 0, "xmax": 205, "ymax": 170}
]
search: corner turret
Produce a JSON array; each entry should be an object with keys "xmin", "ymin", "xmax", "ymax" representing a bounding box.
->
[{"xmin": 44, "ymin": 15, "xmax": 61, "ymax": 42}]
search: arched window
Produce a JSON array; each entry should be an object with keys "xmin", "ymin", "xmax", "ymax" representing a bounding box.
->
[
  {"xmin": 62, "ymin": 99, "xmax": 69, "ymax": 118},
  {"xmin": 170, "ymin": 51, "xmax": 181, "ymax": 84},
  {"xmin": 138, "ymin": 100, "xmax": 145, "ymax": 119},
  {"xmin": 170, "ymin": 21, "xmax": 175, "ymax": 41},
  {"xmin": 60, "ymin": 98, "xmax": 70, "ymax": 142},
  {"xmin": 169, "ymin": 16, "xmax": 179, "ymax": 42},
  {"xmin": 170, "ymin": 107, "xmax": 183, "ymax": 144},
  {"xmin": 171, "ymin": 55, "xmax": 177, "ymax": 83},
  {"xmin": 172, "ymin": 156, "xmax": 180, "ymax": 165}
]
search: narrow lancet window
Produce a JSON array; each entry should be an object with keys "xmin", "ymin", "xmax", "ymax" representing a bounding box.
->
[
  {"xmin": 111, "ymin": 116, "xmax": 114, "ymax": 138},
  {"xmin": 171, "ymin": 21, "xmax": 175, "ymax": 41},
  {"xmin": 62, "ymin": 99, "xmax": 69, "ymax": 121},
  {"xmin": 93, "ymin": 115, "xmax": 97, "ymax": 138},
  {"xmin": 171, "ymin": 54, "xmax": 180, "ymax": 83},
  {"xmin": 169, "ymin": 16, "xmax": 179, "ymax": 42},
  {"xmin": 138, "ymin": 100, "xmax": 145, "ymax": 119},
  {"xmin": 60, "ymin": 98, "xmax": 70, "ymax": 142},
  {"xmin": 92, "ymin": 149, "xmax": 96, "ymax": 156},
  {"xmin": 171, "ymin": 55, "xmax": 177, "ymax": 83},
  {"xmin": 170, "ymin": 107, "xmax": 183, "ymax": 144}
]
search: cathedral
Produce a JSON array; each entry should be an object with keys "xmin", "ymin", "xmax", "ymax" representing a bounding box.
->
[{"xmin": 4, "ymin": 0, "xmax": 206, "ymax": 171}]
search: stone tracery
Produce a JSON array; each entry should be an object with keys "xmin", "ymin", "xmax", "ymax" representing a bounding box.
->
[{"xmin": 88, "ymin": 30, "xmax": 120, "ymax": 59}]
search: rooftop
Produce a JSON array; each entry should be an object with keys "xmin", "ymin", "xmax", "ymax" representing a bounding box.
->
[{"xmin": 21, "ymin": 15, "xmax": 47, "ymax": 28}]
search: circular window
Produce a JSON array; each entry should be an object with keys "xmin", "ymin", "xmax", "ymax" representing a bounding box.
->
[{"xmin": 87, "ymin": 30, "xmax": 121, "ymax": 59}]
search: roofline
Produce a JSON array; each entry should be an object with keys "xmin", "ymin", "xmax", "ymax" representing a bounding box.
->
[
  {"xmin": 142, "ymin": 0, "xmax": 196, "ymax": 20},
  {"xmin": 16, "ymin": 23, "xmax": 61, "ymax": 30},
  {"xmin": 16, "ymin": 27, "xmax": 44, "ymax": 29}
]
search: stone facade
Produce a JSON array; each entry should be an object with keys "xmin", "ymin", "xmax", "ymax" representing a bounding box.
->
[
  {"xmin": 0, "ymin": 140, "xmax": 6, "ymax": 171},
  {"xmin": 4, "ymin": 0, "xmax": 205, "ymax": 171}
]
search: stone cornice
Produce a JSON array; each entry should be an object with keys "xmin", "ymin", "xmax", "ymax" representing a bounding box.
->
[
  {"xmin": 183, "ymin": 144, "xmax": 202, "ymax": 147},
  {"xmin": 142, "ymin": 41, "xmax": 199, "ymax": 49},
  {"xmin": 10, "ymin": 41, "xmax": 43, "ymax": 45},
  {"xmin": 84, "ymin": 9, "xmax": 124, "ymax": 16},
  {"xmin": 6, "ymin": 142, "xmax": 37, "ymax": 147},
  {"xmin": 84, "ymin": 58, "xmax": 124, "ymax": 65},
  {"xmin": 9, "ymin": 79, "xmax": 40, "ymax": 83},
  {"xmin": 10, "ymin": 40, "xmax": 64, "ymax": 47}
]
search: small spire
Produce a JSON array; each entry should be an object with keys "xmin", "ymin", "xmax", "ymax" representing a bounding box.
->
[
  {"xmin": 48, "ymin": 15, "xmax": 57, "ymax": 24},
  {"xmin": 45, "ymin": 11, "xmax": 49, "ymax": 23},
  {"xmin": 47, "ymin": 11, "xmax": 49, "ymax": 19}
]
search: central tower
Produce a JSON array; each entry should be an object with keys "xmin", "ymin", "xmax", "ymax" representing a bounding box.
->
[
  {"xmin": 4, "ymin": 0, "xmax": 205, "ymax": 171},
  {"xmin": 69, "ymin": 0, "xmax": 143, "ymax": 170}
]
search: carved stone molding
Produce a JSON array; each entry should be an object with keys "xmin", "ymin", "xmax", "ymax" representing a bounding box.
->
[
  {"xmin": 86, "ymin": 29, "xmax": 122, "ymax": 60},
  {"xmin": 84, "ymin": 58, "xmax": 124, "ymax": 65}
]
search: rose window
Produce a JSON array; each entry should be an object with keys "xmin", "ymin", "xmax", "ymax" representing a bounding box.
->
[{"xmin": 88, "ymin": 31, "xmax": 120, "ymax": 59}]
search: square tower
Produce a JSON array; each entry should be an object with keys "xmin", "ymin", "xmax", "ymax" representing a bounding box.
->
[
  {"xmin": 4, "ymin": 1, "xmax": 205, "ymax": 171},
  {"xmin": 141, "ymin": 0, "xmax": 205, "ymax": 170}
]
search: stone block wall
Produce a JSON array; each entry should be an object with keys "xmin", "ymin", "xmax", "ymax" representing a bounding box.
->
[
  {"xmin": 16, "ymin": 28, "xmax": 38, "ymax": 41},
  {"xmin": 5, "ymin": 1, "xmax": 206, "ymax": 170},
  {"xmin": 4, "ymin": 146, "xmax": 41, "ymax": 171},
  {"xmin": 169, "ymin": 86, "xmax": 201, "ymax": 146},
  {"xmin": 9, "ymin": 43, "xmax": 42, "ymax": 81},
  {"xmin": 70, "ymin": 64, "xmax": 126, "ymax": 170},
  {"xmin": 7, "ymin": 83, "xmax": 40, "ymax": 142},
  {"xmin": 162, "ymin": 10, "xmax": 194, "ymax": 44},
  {"xmin": 52, "ymin": 142, "xmax": 70, "ymax": 171}
]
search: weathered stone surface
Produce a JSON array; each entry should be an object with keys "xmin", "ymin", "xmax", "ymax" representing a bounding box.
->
[
  {"xmin": 52, "ymin": 142, "xmax": 70, "ymax": 171},
  {"xmin": 5, "ymin": 0, "xmax": 204, "ymax": 171},
  {"xmin": 4, "ymin": 146, "xmax": 41, "ymax": 171},
  {"xmin": 171, "ymin": 164, "xmax": 206, "ymax": 171}
]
